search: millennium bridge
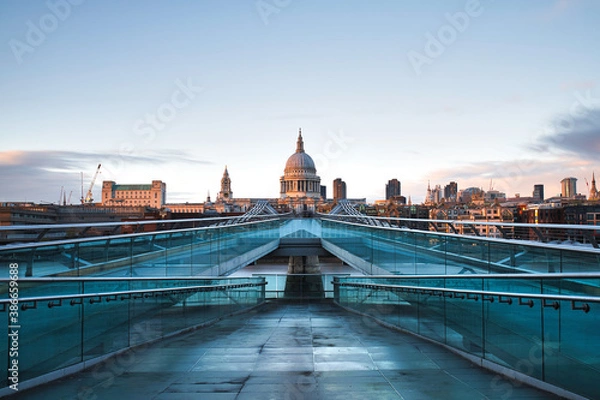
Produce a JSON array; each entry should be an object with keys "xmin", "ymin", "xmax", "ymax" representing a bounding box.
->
[{"xmin": 1, "ymin": 206, "xmax": 599, "ymax": 399}]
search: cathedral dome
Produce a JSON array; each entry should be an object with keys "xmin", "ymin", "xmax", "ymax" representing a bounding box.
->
[
  {"xmin": 280, "ymin": 129, "xmax": 321, "ymax": 200},
  {"xmin": 284, "ymin": 131, "xmax": 317, "ymax": 177}
]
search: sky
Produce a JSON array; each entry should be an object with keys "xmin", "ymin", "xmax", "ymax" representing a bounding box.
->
[{"xmin": 1, "ymin": 0, "xmax": 600, "ymax": 204}]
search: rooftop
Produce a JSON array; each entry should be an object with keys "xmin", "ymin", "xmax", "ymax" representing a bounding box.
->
[{"xmin": 113, "ymin": 184, "xmax": 153, "ymax": 191}]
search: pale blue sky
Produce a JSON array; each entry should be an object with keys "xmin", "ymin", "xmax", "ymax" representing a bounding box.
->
[{"xmin": 1, "ymin": 0, "xmax": 600, "ymax": 203}]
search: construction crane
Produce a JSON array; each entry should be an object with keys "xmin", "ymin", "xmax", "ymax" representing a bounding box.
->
[{"xmin": 81, "ymin": 164, "xmax": 102, "ymax": 204}]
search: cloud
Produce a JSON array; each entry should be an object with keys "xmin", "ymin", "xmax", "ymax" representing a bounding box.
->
[
  {"xmin": 541, "ymin": 0, "xmax": 580, "ymax": 21},
  {"xmin": 0, "ymin": 150, "xmax": 211, "ymax": 203},
  {"xmin": 0, "ymin": 149, "xmax": 210, "ymax": 168},
  {"xmin": 419, "ymin": 105, "xmax": 600, "ymax": 199},
  {"xmin": 270, "ymin": 112, "xmax": 328, "ymax": 120},
  {"xmin": 441, "ymin": 105, "xmax": 463, "ymax": 115},
  {"xmin": 167, "ymin": 191, "xmax": 205, "ymax": 203},
  {"xmin": 0, "ymin": 151, "xmax": 27, "ymax": 165},
  {"xmin": 560, "ymin": 80, "xmax": 596, "ymax": 92},
  {"xmin": 532, "ymin": 108, "xmax": 600, "ymax": 159},
  {"xmin": 552, "ymin": 0, "xmax": 573, "ymax": 12},
  {"xmin": 504, "ymin": 94, "xmax": 524, "ymax": 104}
]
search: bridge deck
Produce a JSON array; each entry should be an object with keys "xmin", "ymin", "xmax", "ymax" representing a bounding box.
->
[{"xmin": 10, "ymin": 302, "xmax": 559, "ymax": 400}]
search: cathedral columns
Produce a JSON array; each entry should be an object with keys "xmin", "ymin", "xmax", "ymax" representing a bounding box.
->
[{"xmin": 281, "ymin": 179, "xmax": 322, "ymax": 196}]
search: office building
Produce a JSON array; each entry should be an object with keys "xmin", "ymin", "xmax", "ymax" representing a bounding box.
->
[
  {"xmin": 333, "ymin": 178, "xmax": 347, "ymax": 202},
  {"xmin": 532, "ymin": 184, "xmax": 544, "ymax": 201},
  {"xmin": 385, "ymin": 179, "xmax": 401, "ymax": 200},
  {"xmin": 444, "ymin": 181, "xmax": 458, "ymax": 202},
  {"xmin": 561, "ymin": 177, "xmax": 577, "ymax": 198}
]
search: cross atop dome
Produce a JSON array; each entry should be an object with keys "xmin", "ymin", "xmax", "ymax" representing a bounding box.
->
[{"xmin": 296, "ymin": 128, "xmax": 304, "ymax": 153}]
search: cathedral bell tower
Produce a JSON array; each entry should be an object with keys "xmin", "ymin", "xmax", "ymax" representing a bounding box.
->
[{"xmin": 217, "ymin": 166, "xmax": 232, "ymax": 202}]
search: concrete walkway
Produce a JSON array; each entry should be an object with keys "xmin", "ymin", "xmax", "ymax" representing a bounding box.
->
[{"xmin": 10, "ymin": 302, "xmax": 562, "ymax": 400}]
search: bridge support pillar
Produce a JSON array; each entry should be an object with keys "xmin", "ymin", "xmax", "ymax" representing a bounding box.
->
[
  {"xmin": 287, "ymin": 255, "xmax": 320, "ymax": 274},
  {"xmin": 285, "ymin": 256, "xmax": 324, "ymax": 298}
]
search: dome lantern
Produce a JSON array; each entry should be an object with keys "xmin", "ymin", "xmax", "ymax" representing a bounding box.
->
[{"xmin": 296, "ymin": 129, "xmax": 304, "ymax": 153}]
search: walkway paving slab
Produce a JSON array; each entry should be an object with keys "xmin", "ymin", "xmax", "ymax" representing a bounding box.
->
[{"xmin": 9, "ymin": 301, "xmax": 564, "ymax": 400}]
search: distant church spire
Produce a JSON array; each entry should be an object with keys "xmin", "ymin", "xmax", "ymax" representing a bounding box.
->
[
  {"xmin": 218, "ymin": 165, "xmax": 232, "ymax": 201},
  {"xmin": 590, "ymin": 172, "xmax": 599, "ymax": 201},
  {"xmin": 296, "ymin": 128, "xmax": 304, "ymax": 153},
  {"xmin": 425, "ymin": 181, "xmax": 432, "ymax": 205}
]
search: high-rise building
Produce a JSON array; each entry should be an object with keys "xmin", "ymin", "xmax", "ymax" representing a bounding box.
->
[
  {"xmin": 444, "ymin": 181, "xmax": 458, "ymax": 202},
  {"xmin": 320, "ymin": 185, "xmax": 327, "ymax": 199},
  {"xmin": 561, "ymin": 177, "xmax": 577, "ymax": 198},
  {"xmin": 333, "ymin": 178, "xmax": 347, "ymax": 202},
  {"xmin": 432, "ymin": 184, "xmax": 443, "ymax": 203},
  {"xmin": 425, "ymin": 182, "xmax": 443, "ymax": 205},
  {"xmin": 533, "ymin": 184, "xmax": 544, "ymax": 201},
  {"xmin": 385, "ymin": 179, "xmax": 401, "ymax": 200}
]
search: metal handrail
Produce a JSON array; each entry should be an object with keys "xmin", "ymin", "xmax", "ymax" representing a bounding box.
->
[
  {"xmin": 329, "ymin": 272, "xmax": 600, "ymax": 280},
  {"xmin": 0, "ymin": 276, "xmax": 266, "ymax": 282},
  {"xmin": 0, "ymin": 281, "xmax": 266, "ymax": 310},
  {"xmin": 0, "ymin": 217, "xmax": 282, "ymax": 250},
  {"xmin": 0, "ymin": 214, "xmax": 281, "ymax": 232},
  {"xmin": 320, "ymin": 217, "xmax": 600, "ymax": 254},
  {"xmin": 320, "ymin": 213, "xmax": 600, "ymax": 232},
  {"xmin": 332, "ymin": 280, "xmax": 599, "ymax": 312}
]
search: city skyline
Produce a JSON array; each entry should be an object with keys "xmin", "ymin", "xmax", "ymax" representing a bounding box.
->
[{"xmin": 2, "ymin": 1, "xmax": 600, "ymax": 204}]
